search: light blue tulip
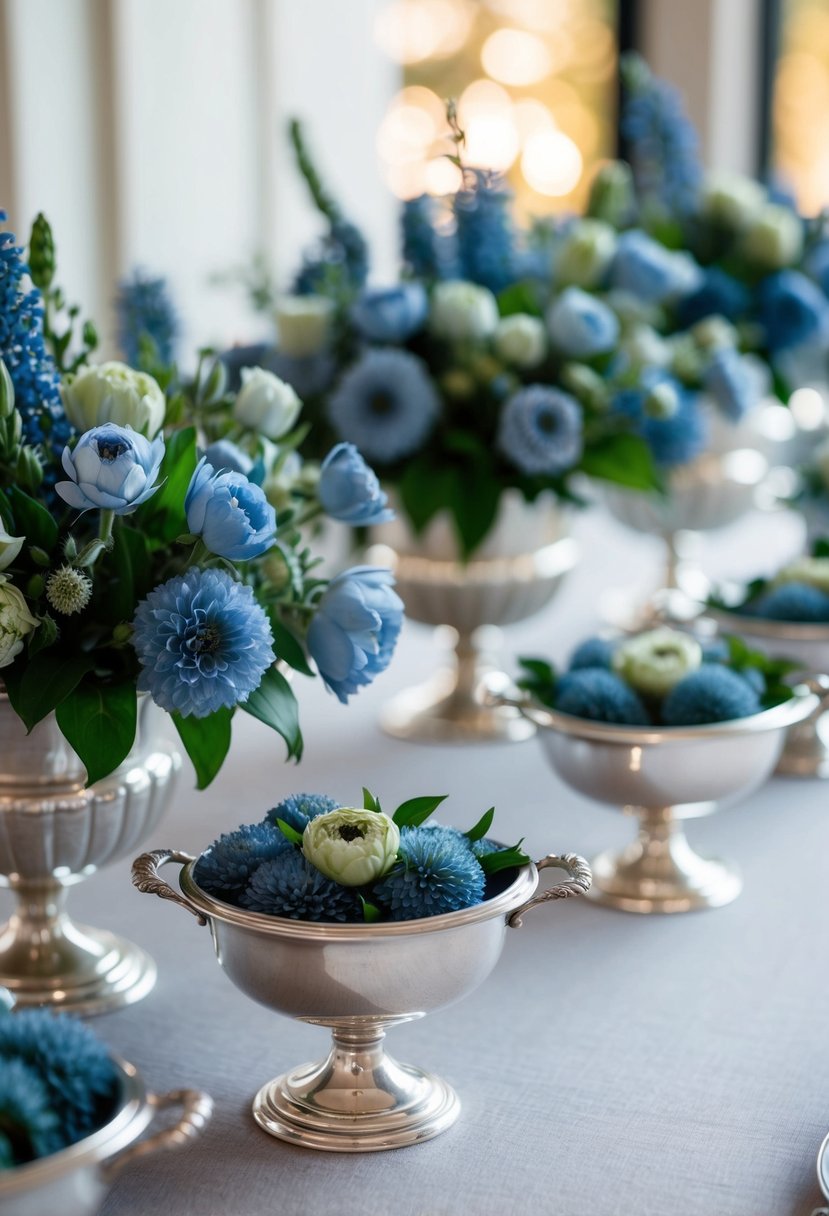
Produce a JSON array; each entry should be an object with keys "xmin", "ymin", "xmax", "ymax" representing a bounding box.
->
[
  {"xmin": 307, "ymin": 566, "xmax": 403, "ymax": 703},
  {"xmin": 546, "ymin": 287, "xmax": 619, "ymax": 358},
  {"xmin": 185, "ymin": 458, "xmax": 276, "ymax": 560},
  {"xmin": 56, "ymin": 424, "xmax": 164, "ymax": 515},
  {"xmin": 318, "ymin": 443, "xmax": 393, "ymax": 526}
]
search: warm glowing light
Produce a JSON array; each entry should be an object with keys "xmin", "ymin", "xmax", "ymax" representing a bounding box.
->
[
  {"xmin": 376, "ymin": 105, "xmax": 435, "ymax": 166},
  {"xmin": 790, "ymin": 387, "xmax": 827, "ymax": 431},
  {"xmin": 521, "ymin": 129, "xmax": 583, "ymax": 196},
  {"xmin": 396, "ymin": 85, "xmax": 447, "ymax": 125},
  {"xmin": 481, "ymin": 28, "xmax": 551, "ymax": 86},
  {"xmin": 424, "ymin": 158, "xmax": 464, "ymax": 194},
  {"xmin": 464, "ymin": 114, "xmax": 520, "ymax": 171},
  {"xmin": 374, "ymin": 0, "xmax": 473, "ymax": 64},
  {"xmin": 384, "ymin": 161, "xmax": 429, "ymax": 200},
  {"xmin": 484, "ymin": 0, "xmax": 565, "ymax": 33},
  {"xmin": 512, "ymin": 99, "xmax": 555, "ymax": 143},
  {"xmin": 458, "ymin": 78, "xmax": 512, "ymax": 119}
]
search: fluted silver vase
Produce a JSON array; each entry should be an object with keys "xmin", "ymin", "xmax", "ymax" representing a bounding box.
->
[{"xmin": 0, "ymin": 693, "xmax": 180, "ymax": 1014}]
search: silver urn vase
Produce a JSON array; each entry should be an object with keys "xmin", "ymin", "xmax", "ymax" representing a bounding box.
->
[{"xmin": 0, "ymin": 693, "xmax": 180, "ymax": 1014}]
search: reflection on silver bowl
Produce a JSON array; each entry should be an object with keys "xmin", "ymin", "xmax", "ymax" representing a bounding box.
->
[{"xmin": 132, "ymin": 847, "xmax": 590, "ymax": 1152}]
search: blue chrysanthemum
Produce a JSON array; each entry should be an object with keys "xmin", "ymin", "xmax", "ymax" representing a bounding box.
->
[
  {"xmin": 497, "ymin": 385, "xmax": 583, "ymax": 477},
  {"xmin": 678, "ymin": 268, "xmax": 750, "ymax": 329},
  {"xmin": 621, "ymin": 55, "xmax": 701, "ymax": 214},
  {"xmin": 0, "ymin": 1010, "xmax": 118, "ymax": 1148},
  {"xmin": 0, "ymin": 1059, "xmax": 60, "ymax": 1167},
  {"xmin": 555, "ymin": 667, "xmax": 651, "ymax": 726},
  {"xmin": 264, "ymin": 792, "xmax": 342, "ymax": 835},
  {"xmin": 373, "ymin": 825, "xmax": 485, "ymax": 921},
  {"xmin": 242, "ymin": 850, "xmax": 360, "ymax": 921},
  {"xmin": 132, "ymin": 567, "xmax": 275, "ymax": 718},
  {"xmin": 454, "ymin": 171, "xmax": 517, "ymax": 294},
  {"xmin": 662, "ymin": 666, "xmax": 761, "ymax": 725},
  {"xmin": 402, "ymin": 195, "xmax": 456, "ymax": 280},
  {"xmin": 194, "ymin": 822, "xmax": 291, "ymax": 901},
  {"xmin": 568, "ymin": 636, "xmax": 615, "ymax": 671},
  {"xmin": 327, "ymin": 349, "xmax": 440, "ymax": 465},
  {"xmin": 753, "ymin": 581, "xmax": 829, "ymax": 623},
  {"xmin": 613, "ymin": 377, "xmax": 708, "ymax": 469},
  {"xmin": 115, "ymin": 270, "xmax": 179, "ymax": 366},
  {"xmin": 470, "ymin": 836, "xmax": 500, "ymax": 860}
]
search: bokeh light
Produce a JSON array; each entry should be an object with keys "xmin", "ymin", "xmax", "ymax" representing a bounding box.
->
[
  {"xmin": 481, "ymin": 29, "xmax": 552, "ymax": 86},
  {"xmin": 773, "ymin": 0, "xmax": 829, "ymax": 214},
  {"xmin": 521, "ymin": 130, "xmax": 583, "ymax": 196}
]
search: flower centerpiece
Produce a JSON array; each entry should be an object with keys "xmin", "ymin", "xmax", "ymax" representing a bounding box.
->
[{"xmin": 0, "ymin": 209, "xmax": 401, "ymax": 1012}]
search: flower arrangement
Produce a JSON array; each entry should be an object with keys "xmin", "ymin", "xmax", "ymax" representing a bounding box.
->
[
  {"xmin": 0, "ymin": 1004, "xmax": 119, "ymax": 1168},
  {"xmin": 709, "ymin": 542, "xmax": 829, "ymax": 623},
  {"xmin": 194, "ymin": 790, "xmax": 530, "ymax": 923},
  {"xmin": 0, "ymin": 210, "xmax": 402, "ymax": 788},
  {"xmin": 517, "ymin": 626, "xmax": 796, "ymax": 727}
]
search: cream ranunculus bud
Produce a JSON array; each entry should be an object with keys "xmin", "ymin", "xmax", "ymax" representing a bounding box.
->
[
  {"xmin": 302, "ymin": 808, "xmax": 401, "ymax": 887},
  {"xmin": 690, "ymin": 316, "xmax": 738, "ymax": 351},
  {"xmin": 0, "ymin": 358, "xmax": 15, "ymax": 419},
  {"xmin": 555, "ymin": 219, "xmax": 617, "ymax": 289},
  {"xmin": 702, "ymin": 172, "xmax": 767, "ymax": 229},
  {"xmin": 0, "ymin": 575, "xmax": 38, "ymax": 668},
  {"xmin": 774, "ymin": 557, "xmax": 829, "ymax": 594},
  {"xmin": 276, "ymin": 295, "xmax": 334, "ymax": 357},
  {"xmin": 429, "ymin": 281, "xmax": 499, "ymax": 343},
  {"xmin": 741, "ymin": 204, "xmax": 804, "ymax": 270},
  {"xmin": 493, "ymin": 314, "xmax": 547, "ymax": 368},
  {"xmin": 613, "ymin": 627, "xmax": 702, "ymax": 698},
  {"xmin": 234, "ymin": 368, "xmax": 302, "ymax": 440},
  {"xmin": 61, "ymin": 361, "xmax": 166, "ymax": 438},
  {"xmin": 0, "ymin": 523, "xmax": 24, "ymax": 572}
]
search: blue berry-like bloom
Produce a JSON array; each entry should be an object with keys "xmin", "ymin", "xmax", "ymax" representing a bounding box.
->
[
  {"xmin": 701, "ymin": 637, "xmax": 729, "ymax": 663},
  {"xmin": 754, "ymin": 582, "xmax": 829, "ymax": 623},
  {"xmin": 613, "ymin": 376, "xmax": 708, "ymax": 469},
  {"xmin": 327, "ymin": 348, "xmax": 440, "ymax": 465},
  {"xmin": 621, "ymin": 57, "xmax": 702, "ymax": 214},
  {"xmin": 132, "ymin": 567, "xmax": 275, "ymax": 717},
  {"xmin": 758, "ymin": 270, "xmax": 829, "ymax": 352},
  {"xmin": 350, "ymin": 283, "xmax": 427, "ymax": 344},
  {"xmin": 612, "ymin": 230, "xmax": 701, "ymax": 304},
  {"xmin": 0, "ymin": 212, "xmax": 71, "ymax": 461},
  {"xmin": 185, "ymin": 457, "xmax": 276, "ymax": 560},
  {"xmin": 402, "ymin": 195, "xmax": 456, "ymax": 280},
  {"xmin": 242, "ymin": 850, "xmax": 360, "ymax": 921},
  {"xmin": 318, "ymin": 442, "xmax": 393, "ymax": 526},
  {"xmin": 546, "ymin": 287, "xmax": 619, "ymax": 358},
  {"xmin": 568, "ymin": 636, "xmax": 615, "ymax": 670},
  {"xmin": 497, "ymin": 385, "xmax": 583, "ymax": 477},
  {"xmin": 662, "ymin": 666, "xmax": 761, "ymax": 725},
  {"xmin": 115, "ymin": 270, "xmax": 179, "ymax": 366},
  {"xmin": 704, "ymin": 347, "xmax": 758, "ymax": 421},
  {"xmin": 738, "ymin": 666, "xmax": 766, "ymax": 695},
  {"xmin": 308, "ymin": 566, "xmax": 403, "ymax": 703},
  {"xmin": 264, "ymin": 792, "xmax": 342, "ymax": 835},
  {"xmin": 470, "ymin": 836, "xmax": 500, "ymax": 860},
  {"xmin": 454, "ymin": 171, "xmax": 517, "ymax": 294},
  {"xmin": 373, "ymin": 826, "xmax": 485, "ymax": 921},
  {"xmin": 57, "ymin": 424, "xmax": 164, "ymax": 514},
  {"xmin": 555, "ymin": 667, "xmax": 650, "ymax": 726},
  {"xmin": 678, "ymin": 268, "xmax": 751, "ymax": 329},
  {"xmin": 0, "ymin": 1010, "xmax": 118, "ymax": 1149},
  {"xmin": 0, "ymin": 1059, "xmax": 60, "ymax": 1166},
  {"xmin": 194, "ymin": 822, "xmax": 291, "ymax": 901}
]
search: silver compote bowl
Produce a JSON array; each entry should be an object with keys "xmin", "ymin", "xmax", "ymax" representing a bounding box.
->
[
  {"xmin": 495, "ymin": 684, "xmax": 821, "ymax": 914},
  {"xmin": 132, "ymin": 845, "xmax": 591, "ymax": 1152},
  {"xmin": 0, "ymin": 1055, "xmax": 212, "ymax": 1216}
]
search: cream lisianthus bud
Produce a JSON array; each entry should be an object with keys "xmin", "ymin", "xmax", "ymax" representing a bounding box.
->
[
  {"xmin": 0, "ymin": 575, "xmax": 38, "ymax": 668},
  {"xmin": 61, "ymin": 362, "xmax": 166, "ymax": 438},
  {"xmin": 234, "ymin": 368, "xmax": 302, "ymax": 440},
  {"xmin": 0, "ymin": 523, "xmax": 24, "ymax": 572},
  {"xmin": 302, "ymin": 808, "xmax": 400, "ymax": 887},
  {"xmin": 494, "ymin": 314, "xmax": 547, "ymax": 368},
  {"xmin": 275, "ymin": 295, "xmax": 334, "ymax": 357},
  {"xmin": 613, "ymin": 628, "xmax": 702, "ymax": 698},
  {"xmin": 741, "ymin": 204, "xmax": 804, "ymax": 270},
  {"xmin": 429, "ymin": 281, "xmax": 499, "ymax": 343}
]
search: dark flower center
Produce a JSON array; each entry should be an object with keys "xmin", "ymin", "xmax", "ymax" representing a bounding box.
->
[
  {"xmin": 338, "ymin": 825, "xmax": 365, "ymax": 842},
  {"xmin": 536, "ymin": 409, "xmax": 558, "ymax": 436},
  {"xmin": 192, "ymin": 625, "xmax": 221, "ymax": 655},
  {"xmin": 369, "ymin": 391, "xmax": 395, "ymax": 417},
  {"xmin": 96, "ymin": 438, "xmax": 129, "ymax": 461}
]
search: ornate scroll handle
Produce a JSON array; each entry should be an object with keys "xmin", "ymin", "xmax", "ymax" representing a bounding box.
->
[
  {"xmin": 508, "ymin": 853, "xmax": 592, "ymax": 929},
  {"xmin": 801, "ymin": 673, "xmax": 829, "ymax": 719},
  {"xmin": 104, "ymin": 1088, "xmax": 213, "ymax": 1180},
  {"xmin": 131, "ymin": 850, "xmax": 206, "ymax": 925}
]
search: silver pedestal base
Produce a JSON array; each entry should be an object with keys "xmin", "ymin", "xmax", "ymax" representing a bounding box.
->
[
  {"xmin": 252, "ymin": 1029, "xmax": 460, "ymax": 1152},
  {"xmin": 775, "ymin": 713, "xmax": 829, "ymax": 779},
  {"xmin": 380, "ymin": 662, "xmax": 534, "ymax": 745}
]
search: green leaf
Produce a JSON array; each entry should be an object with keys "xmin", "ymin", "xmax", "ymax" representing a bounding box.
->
[
  {"xmin": 276, "ymin": 818, "xmax": 304, "ymax": 845},
  {"xmin": 363, "ymin": 787, "xmax": 381, "ymax": 812},
  {"xmin": 392, "ymin": 795, "xmax": 447, "ymax": 828},
  {"xmin": 55, "ymin": 680, "xmax": 137, "ymax": 787},
  {"xmin": 447, "ymin": 465, "xmax": 501, "ymax": 559},
  {"xmin": 135, "ymin": 425, "xmax": 197, "ymax": 544},
  {"xmin": 15, "ymin": 652, "xmax": 94, "ymax": 730},
  {"xmin": 269, "ymin": 613, "xmax": 313, "ymax": 677},
  {"xmin": 399, "ymin": 459, "xmax": 454, "ymax": 536},
  {"xmin": 359, "ymin": 895, "xmax": 382, "ymax": 923},
  {"xmin": 517, "ymin": 657, "xmax": 556, "ymax": 684},
  {"xmin": 497, "ymin": 280, "xmax": 543, "ymax": 318},
  {"xmin": 8, "ymin": 486, "xmax": 58, "ymax": 551},
  {"xmin": 28, "ymin": 614, "xmax": 58, "ymax": 658},
  {"xmin": 465, "ymin": 807, "xmax": 495, "ymax": 843},
  {"xmin": 478, "ymin": 842, "xmax": 531, "ymax": 876},
  {"xmin": 108, "ymin": 524, "xmax": 151, "ymax": 622},
  {"xmin": 172, "ymin": 707, "xmax": 233, "ymax": 790},
  {"xmin": 580, "ymin": 433, "xmax": 662, "ymax": 492},
  {"xmin": 242, "ymin": 665, "xmax": 303, "ymax": 761}
]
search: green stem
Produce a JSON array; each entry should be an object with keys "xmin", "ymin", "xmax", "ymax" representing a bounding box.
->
[
  {"xmin": 187, "ymin": 538, "xmax": 211, "ymax": 568},
  {"xmin": 98, "ymin": 509, "xmax": 115, "ymax": 547},
  {"xmin": 291, "ymin": 502, "xmax": 324, "ymax": 530}
]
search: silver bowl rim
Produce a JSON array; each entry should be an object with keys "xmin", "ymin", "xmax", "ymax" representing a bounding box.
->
[
  {"xmin": 178, "ymin": 854, "xmax": 538, "ymax": 941},
  {"xmin": 707, "ymin": 606, "xmax": 829, "ymax": 644},
  {"xmin": 0, "ymin": 1056, "xmax": 150, "ymax": 1195}
]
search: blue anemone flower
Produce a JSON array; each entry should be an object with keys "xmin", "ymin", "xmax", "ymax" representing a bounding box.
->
[
  {"xmin": 555, "ymin": 668, "xmax": 651, "ymax": 726},
  {"xmin": 327, "ymin": 349, "xmax": 440, "ymax": 465},
  {"xmin": 497, "ymin": 385, "xmax": 583, "ymax": 477},
  {"xmin": 373, "ymin": 825, "xmax": 485, "ymax": 921},
  {"xmin": 662, "ymin": 666, "xmax": 761, "ymax": 725},
  {"xmin": 568, "ymin": 636, "xmax": 615, "ymax": 671},
  {"xmin": 754, "ymin": 582, "xmax": 829, "ymax": 623},
  {"xmin": 264, "ymin": 793, "xmax": 343, "ymax": 835},
  {"xmin": 242, "ymin": 850, "xmax": 360, "ymax": 921},
  {"xmin": 0, "ymin": 1059, "xmax": 60, "ymax": 1166},
  {"xmin": 194, "ymin": 822, "xmax": 291, "ymax": 901}
]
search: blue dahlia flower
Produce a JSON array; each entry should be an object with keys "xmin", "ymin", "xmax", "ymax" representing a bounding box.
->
[
  {"xmin": 242, "ymin": 850, "xmax": 360, "ymax": 921},
  {"xmin": 402, "ymin": 195, "xmax": 456, "ymax": 280},
  {"xmin": 350, "ymin": 283, "xmax": 427, "ymax": 344},
  {"xmin": 264, "ymin": 792, "xmax": 342, "ymax": 834},
  {"xmin": 115, "ymin": 270, "xmax": 178, "ymax": 366},
  {"xmin": 308, "ymin": 566, "xmax": 403, "ymax": 703},
  {"xmin": 621, "ymin": 56, "xmax": 702, "ymax": 214},
  {"xmin": 0, "ymin": 213, "xmax": 70, "ymax": 461},
  {"xmin": 497, "ymin": 385, "xmax": 583, "ymax": 477},
  {"xmin": 611, "ymin": 230, "xmax": 701, "ymax": 304},
  {"xmin": 454, "ymin": 171, "xmax": 517, "ymax": 293},
  {"xmin": 613, "ymin": 375, "xmax": 708, "ymax": 469},
  {"xmin": 185, "ymin": 458, "xmax": 276, "ymax": 560},
  {"xmin": 568, "ymin": 636, "xmax": 615, "ymax": 670},
  {"xmin": 0, "ymin": 1010, "xmax": 118, "ymax": 1148},
  {"xmin": 318, "ymin": 442, "xmax": 393, "ymax": 526},
  {"xmin": 327, "ymin": 349, "xmax": 440, "ymax": 465},
  {"xmin": 202, "ymin": 439, "xmax": 254, "ymax": 478},
  {"xmin": 704, "ymin": 348, "xmax": 758, "ymax": 421},
  {"xmin": 132, "ymin": 567, "xmax": 275, "ymax": 717},
  {"xmin": 758, "ymin": 270, "xmax": 829, "ymax": 352},
  {"xmin": 678, "ymin": 268, "xmax": 751, "ymax": 329},
  {"xmin": 56, "ymin": 424, "xmax": 164, "ymax": 514},
  {"xmin": 546, "ymin": 287, "xmax": 619, "ymax": 358},
  {"xmin": 754, "ymin": 582, "xmax": 829, "ymax": 623},
  {"xmin": 373, "ymin": 825, "xmax": 485, "ymax": 921},
  {"xmin": 194, "ymin": 822, "xmax": 291, "ymax": 901},
  {"xmin": 662, "ymin": 666, "xmax": 761, "ymax": 725},
  {"xmin": 555, "ymin": 667, "xmax": 650, "ymax": 726},
  {"xmin": 0, "ymin": 1059, "xmax": 60, "ymax": 1166}
]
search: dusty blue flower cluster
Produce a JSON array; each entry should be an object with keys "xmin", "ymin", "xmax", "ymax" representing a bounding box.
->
[{"xmin": 115, "ymin": 270, "xmax": 179, "ymax": 366}]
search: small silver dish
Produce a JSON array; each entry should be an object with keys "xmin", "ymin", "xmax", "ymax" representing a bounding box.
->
[
  {"xmin": 132, "ymin": 846, "xmax": 590, "ymax": 1152},
  {"xmin": 0, "ymin": 1056, "xmax": 212, "ymax": 1216}
]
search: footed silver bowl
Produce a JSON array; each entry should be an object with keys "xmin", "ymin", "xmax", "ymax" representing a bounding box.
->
[
  {"xmin": 132, "ymin": 846, "xmax": 591, "ymax": 1152},
  {"xmin": 498, "ymin": 687, "xmax": 819, "ymax": 914},
  {"xmin": 0, "ymin": 1055, "xmax": 212, "ymax": 1216}
]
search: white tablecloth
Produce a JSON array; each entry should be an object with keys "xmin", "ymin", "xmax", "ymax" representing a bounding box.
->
[{"xmin": 5, "ymin": 506, "xmax": 827, "ymax": 1216}]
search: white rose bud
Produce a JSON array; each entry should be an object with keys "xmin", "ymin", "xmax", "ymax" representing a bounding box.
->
[
  {"xmin": 0, "ymin": 523, "xmax": 24, "ymax": 572},
  {"xmin": 302, "ymin": 808, "xmax": 401, "ymax": 887},
  {"xmin": 493, "ymin": 314, "xmax": 547, "ymax": 368},
  {"xmin": 741, "ymin": 204, "xmax": 803, "ymax": 270},
  {"xmin": 276, "ymin": 295, "xmax": 334, "ymax": 357},
  {"xmin": 613, "ymin": 627, "xmax": 702, "ymax": 698},
  {"xmin": 702, "ymin": 172, "xmax": 767, "ymax": 229},
  {"xmin": 0, "ymin": 575, "xmax": 38, "ymax": 668},
  {"xmin": 690, "ymin": 316, "xmax": 738, "ymax": 351},
  {"xmin": 555, "ymin": 219, "xmax": 617, "ymax": 289},
  {"xmin": 430, "ymin": 281, "xmax": 499, "ymax": 343},
  {"xmin": 233, "ymin": 368, "xmax": 302, "ymax": 440},
  {"xmin": 61, "ymin": 361, "xmax": 166, "ymax": 438}
]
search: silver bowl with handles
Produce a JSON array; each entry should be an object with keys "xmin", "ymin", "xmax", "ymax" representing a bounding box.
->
[
  {"xmin": 0, "ymin": 1055, "xmax": 212, "ymax": 1216},
  {"xmin": 132, "ymin": 846, "xmax": 591, "ymax": 1152}
]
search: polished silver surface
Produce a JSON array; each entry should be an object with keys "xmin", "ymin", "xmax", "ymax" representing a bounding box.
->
[
  {"xmin": 0, "ymin": 1055, "xmax": 212, "ymax": 1216},
  {"xmin": 0, "ymin": 694, "xmax": 180, "ymax": 1013},
  {"xmin": 132, "ymin": 847, "xmax": 590, "ymax": 1151},
  {"xmin": 506, "ymin": 689, "xmax": 817, "ymax": 914},
  {"xmin": 817, "ymin": 1130, "xmax": 829, "ymax": 1202}
]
